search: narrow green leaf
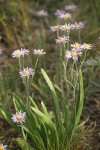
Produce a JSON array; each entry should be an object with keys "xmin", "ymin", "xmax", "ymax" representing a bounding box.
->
[
  {"xmin": 31, "ymin": 107, "xmax": 55, "ymax": 131},
  {"xmin": 29, "ymin": 96, "xmax": 38, "ymax": 109},
  {"xmin": 31, "ymin": 107, "xmax": 59, "ymax": 149},
  {"xmin": 41, "ymin": 101, "xmax": 49, "ymax": 117},
  {"xmin": 64, "ymin": 105, "xmax": 71, "ymax": 130},
  {"xmin": 15, "ymin": 138, "xmax": 34, "ymax": 150},
  {"xmin": 40, "ymin": 123, "xmax": 48, "ymax": 149},
  {"xmin": 68, "ymin": 69, "xmax": 84, "ymax": 140},
  {"xmin": 13, "ymin": 96, "xmax": 39, "ymax": 134},
  {"xmin": 23, "ymin": 125, "xmax": 46, "ymax": 150},
  {"xmin": 41, "ymin": 69, "xmax": 61, "ymax": 128},
  {"xmin": 74, "ymin": 69, "xmax": 84, "ymax": 128}
]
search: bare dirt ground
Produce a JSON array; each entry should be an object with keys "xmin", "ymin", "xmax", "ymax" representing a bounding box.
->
[{"xmin": 83, "ymin": 93, "xmax": 100, "ymax": 150}]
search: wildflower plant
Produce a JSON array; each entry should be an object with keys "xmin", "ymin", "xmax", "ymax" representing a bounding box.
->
[
  {"xmin": 55, "ymin": 10, "xmax": 66, "ymax": 17},
  {"xmin": 66, "ymin": 49, "xmax": 82, "ymax": 60},
  {"xmin": 12, "ymin": 48, "xmax": 29, "ymax": 70},
  {"xmin": 58, "ymin": 12, "xmax": 72, "ymax": 20},
  {"xmin": 72, "ymin": 22, "xmax": 84, "ymax": 30},
  {"xmin": 50, "ymin": 25, "xmax": 60, "ymax": 32},
  {"xmin": 19, "ymin": 67, "xmax": 34, "ymax": 78},
  {"xmin": 60, "ymin": 23, "xmax": 73, "ymax": 32},
  {"xmin": 33, "ymin": 49, "xmax": 46, "ymax": 56},
  {"xmin": 65, "ymin": 4, "xmax": 77, "ymax": 12},
  {"xmin": 36, "ymin": 10, "xmax": 48, "ymax": 17},
  {"xmin": 12, "ymin": 111, "xmax": 26, "ymax": 124},
  {"xmin": 19, "ymin": 67, "xmax": 34, "ymax": 108},
  {"xmin": 55, "ymin": 35, "xmax": 69, "ymax": 44},
  {"xmin": 1, "ymin": 3, "xmax": 93, "ymax": 150},
  {"xmin": 0, "ymin": 143, "xmax": 7, "ymax": 150}
]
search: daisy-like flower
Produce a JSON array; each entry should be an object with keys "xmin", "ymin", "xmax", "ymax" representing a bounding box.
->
[
  {"xmin": 0, "ymin": 143, "xmax": 7, "ymax": 150},
  {"xmin": 12, "ymin": 49, "xmax": 22, "ymax": 58},
  {"xmin": 19, "ymin": 67, "xmax": 34, "ymax": 78},
  {"xmin": 65, "ymin": 4, "xmax": 77, "ymax": 11},
  {"xmin": 72, "ymin": 22, "xmax": 84, "ymax": 30},
  {"xmin": 12, "ymin": 48, "xmax": 29, "ymax": 58},
  {"xmin": 21, "ymin": 48, "xmax": 29, "ymax": 57},
  {"xmin": 36, "ymin": 10, "xmax": 48, "ymax": 17},
  {"xmin": 65, "ymin": 50, "xmax": 82, "ymax": 60},
  {"xmin": 0, "ymin": 49, "xmax": 2, "ymax": 55},
  {"xmin": 81, "ymin": 43, "xmax": 92, "ymax": 50},
  {"xmin": 58, "ymin": 12, "xmax": 71, "ymax": 20},
  {"xmin": 55, "ymin": 10, "xmax": 66, "ymax": 16},
  {"xmin": 33, "ymin": 49, "xmax": 46, "ymax": 56},
  {"xmin": 71, "ymin": 42, "xmax": 82, "ymax": 51},
  {"xmin": 50, "ymin": 25, "xmax": 60, "ymax": 32},
  {"xmin": 60, "ymin": 23, "xmax": 73, "ymax": 32},
  {"xmin": 12, "ymin": 111, "xmax": 26, "ymax": 124},
  {"xmin": 55, "ymin": 36, "xmax": 69, "ymax": 44}
]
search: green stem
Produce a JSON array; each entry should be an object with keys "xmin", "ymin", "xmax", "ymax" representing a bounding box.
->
[
  {"xmin": 22, "ymin": 57, "xmax": 24, "ymax": 69},
  {"xmin": 21, "ymin": 125, "xmax": 28, "ymax": 150},
  {"xmin": 23, "ymin": 77, "xmax": 30, "ymax": 109},
  {"xmin": 63, "ymin": 44, "xmax": 66, "ymax": 61},
  {"xmin": 67, "ymin": 32, "xmax": 70, "ymax": 50},
  {"xmin": 80, "ymin": 50, "xmax": 87, "ymax": 69},
  {"xmin": 19, "ymin": 57, "xmax": 21, "ymax": 71},
  {"xmin": 79, "ymin": 30, "xmax": 81, "ymax": 44},
  {"xmin": 26, "ymin": 78, "xmax": 30, "ymax": 109},
  {"xmin": 34, "ymin": 57, "xmax": 39, "ymax": 73}
]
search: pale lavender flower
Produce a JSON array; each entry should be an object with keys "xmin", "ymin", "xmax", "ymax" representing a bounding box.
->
[
  {"xmin": 50, "ymin": 25, "xmax": 60, "ymax": 32},
  {"xmin": 81, "ymin": 43, "xmax": 92, "ymax": 50},
  {"xmin": 12, "ymin": 111, "xmax": 26, "ymax": 124},
  {"xmin": 0, "ymin": 49, "xmax": 2, "ymax": 55},
  {"xmin": 60, "ymin": 23, "xmax": 73, "ymax": 32},
  {"xmin": 36, "ymin": 10, "xmax": 48, "ymax": 17},
  {"xmin": 12, "ymin": 50, "xmax": 22, "ymax": 58},
  {"xmin": 55, "ymin": 36, "xmax": 69, "ymax": 44},
  {"xmin": 65, "ymin": 4, "xmax": 77, "ymax": 11},
  {"xmin": 0, "ymin": 143, "xmax": 7, "ymax": 150},
  {"xmin": 33, "ymin": 49, "xmax": 46, "ymax": 56},
  {"xmin": 12, "ymin": 48, "xmax": 29, "ymax": 58},
  {"xmin": 55, "ymin": 10, "xmax": 66, "ymax": 16},
  {"xmin": 71, "ymin": 22, "xmax": 84, "ymax": 30},
  {"xmin": 71, "ymin": 42, "xmax": 82, "ymax": 51},
  {"xmin": 19, "ymin": 67, "xmax": 34, "ymax": 78},
  {"xmin": 65, "ymin": 50, "xmax": 82, "ymax": 60},
  {"xmin": 58, "ymin": 12, "xmax": 71, "ymax": 20},
  {"xmin": 21, "ymin": 48, "xmax": 29, "ymax": 57}
]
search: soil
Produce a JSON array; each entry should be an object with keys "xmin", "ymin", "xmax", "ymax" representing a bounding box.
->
[{"xmin": 83, "ymin": 93, "xmax": 100, "ymax": 150}]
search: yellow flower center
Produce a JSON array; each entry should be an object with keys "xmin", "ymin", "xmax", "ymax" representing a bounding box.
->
[
  {"xmin": 83, "ymin": 44, "xmax": 89, "ymax": 49},
  {"xmin": 65, "ymin": 25, "xmax": 70, "ymax": 29},
  {"xmin": 16, "ymin": 115, "xmax": 22, "ymax": 120},
  {"xmin": 54, "ymin": 26, "xmax": 59, "ymax": 29},
  {"xmin": 40, "ymin": 11, "xmax": 45, "ymax": 16},
  {"xmin": 71, "ymin": 52, "xmax": 77, "ymax": 57},
  {"xmin": 37, "ymin": 50, "xmax": 41, "ymax": 55},
  {"xmin": 74, "ymin": 45, "xmax": 79, "ymax": 49},
  {"xmin": 24, "ymin": 71, "xmax": 29, "ymax": 75},
  {"xmin": 63, "ymin": 14, "xmax": 68, "ymax": 19},
  {"xmin": 60, "ymin": 38, "xmax": 65, "ymax": 42},
  {"xmin": 68, "ymin": 6, "xmax": 72, "ymax": 9},
  {"xmin": 0, "ymin": 146, "xmax": 3, "ymax": 150},
  {"xmin": 76, "ymin": 24, "xmax": 80, "ymax": 29},
  {"xmin": 16, "ymin": 52, "xmax": 21, "ymax": 56}
]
